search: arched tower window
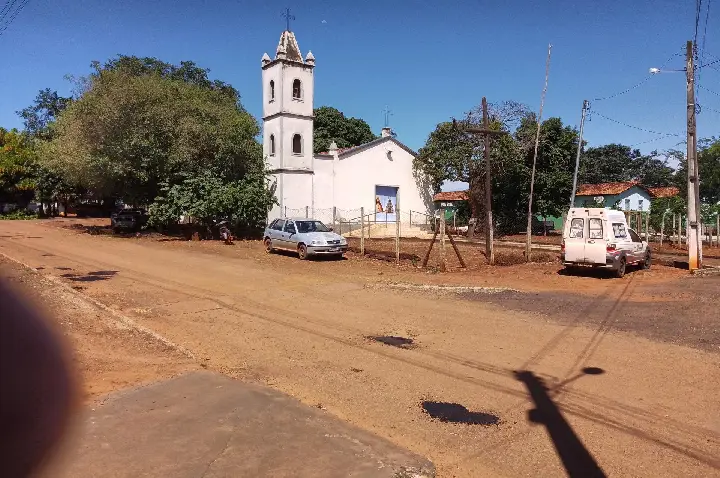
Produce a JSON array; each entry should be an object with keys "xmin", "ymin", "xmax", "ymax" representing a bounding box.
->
[
  {"xmin": 269, "ymin": 80, "xmax": 275, "ymax": 100},
  {"xmin": 269, "ymin": 134, "xmax": 275, "ymax": 156},
  {"xmin": 292, "ymin": 79, "xmax": 302, "ymax": 99},
  {"xmin": 292, "ymin": 134, "xmax": 302, "ymax": 155}
]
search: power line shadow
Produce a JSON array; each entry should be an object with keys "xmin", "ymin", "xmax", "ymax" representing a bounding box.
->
[{"xmin": 515, "ymin": 370, "xmax": 606, "ymax": 478}]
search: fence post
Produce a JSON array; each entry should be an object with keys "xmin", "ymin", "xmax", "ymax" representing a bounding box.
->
[
  {"xmin": 395, "ymin": 208, "xmax": 400, "ymax": 265},
  {"xmin": 284, "ymin": 205, "xmax": 287, "ymax": 217},
  {"xmin": 660, "ymin": 214, "xmax": 665, "ymax": 246},
  {"xmin": 410, "ymin": 210, "xmax": 412, "ymax": 227},
  {"xmin": 305, "ymin": 206, "xmax": 309, "ymax": 218},
  {"xmin": 332, "ymin": 207, "xmax": 337, "ymax": 232},
  {"xmin": 645, "ymin": 212, "xmax": 650, "ymax": 242},
  {"xmin": 360, "ymin": 207, "xmax": 365, "ymax": 256},
  {"xmin": 716, "ymin": 215, "xmax": 719, "ymax": 248},
  {"xmin": 439, "ymin": 209, "xmax": 447, "ymax": 272}
]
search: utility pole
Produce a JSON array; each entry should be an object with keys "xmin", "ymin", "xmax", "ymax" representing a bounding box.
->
[
  {"xmin": 481, "ymin": 98, "xmax": 494, "ymax": 265},
  {"xmin": 526, "ymin": 44, "xmax": 553, "ymax": 261},
  {"xmin": 569, "ymin": 100, "xmax": 589, "ymax": 209},
  {"xmin": 686, "ymin": 40, "xmax": 701, "ymax": 271},
  {"xmin": 454, "ymin": 98, "xmax": 505, "ymax": 265}
]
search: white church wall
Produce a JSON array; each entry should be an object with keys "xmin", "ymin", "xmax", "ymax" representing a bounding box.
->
[
  {"xmin": 261, "ymin": 66, "xmax": 282, "ymax": 119},
  {"xmin": 279, "ymin": 173, "xmax": 314, "ymax": 216},
  {"xmin": 280, "ymin": 116, "xmax": 314, "ymax": 170},
  {"xmin": 312, "ymin": 140, "xmax": 431, "ymax": 217},
  {"xmin": 282, "ymin": 64, "xmax": 314, "ymax": 118}
]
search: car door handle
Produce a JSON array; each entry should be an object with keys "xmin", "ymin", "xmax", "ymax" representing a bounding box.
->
[{"xmin": 587, "ymin": 240, "xmax": 595, "ymax": 244}]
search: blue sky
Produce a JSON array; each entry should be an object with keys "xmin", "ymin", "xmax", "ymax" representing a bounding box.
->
[{"xmin": 2, "ymin": 0, "xmax": 718, "ymax": 175}]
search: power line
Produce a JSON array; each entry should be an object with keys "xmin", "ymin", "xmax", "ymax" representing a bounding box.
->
[
  {"xmin": 591, "ymin": 111, "xmax": 683, "ymax": 136},
  {"xmin": 698, "ymin": 57, "xmax": 720, "ymax": 68},
  {"xmin": 630, "ymin": 133, "xmax": 686, "ymax": 147},
  {"xmin": 698, "ymin": 84, "xmax": 720, "ymax": 96},
  {"xmin": 592, "ymin": 50, "xmax": 684, "ymax": 101},
  {"xmin": 0, "ymin": 0, "xmax": 19, "ymax": 23},
  {"xmin": 0, "ymin": 0, "xmax": 28, "ymax": 36}
]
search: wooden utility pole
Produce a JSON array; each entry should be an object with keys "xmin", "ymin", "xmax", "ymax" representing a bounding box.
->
[
  {"xmin": 454, "ymin": 99, "xmax": 505, "ymax": 265},
  {"xmin": 569, "ymin": 99, "xmax": 589, "ymax": 209},
  {"xmin": 686, "ymin": 40, "xmax": 701, "ymax": 270},
  {"xmin": 481, "ymin": 98, "xmax": 494, "ymax": 265},
  {"xmin": 526, "ymin": 44, "xmax": 553, "ymax": 261}
]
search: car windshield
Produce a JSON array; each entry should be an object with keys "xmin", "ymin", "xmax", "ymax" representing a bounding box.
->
[{"xmin": 295, "ymin": 221, "xmax": 331, "ymax": 233}]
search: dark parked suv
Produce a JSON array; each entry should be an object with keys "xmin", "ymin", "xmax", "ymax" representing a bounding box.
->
[{"xmin": 111, "ymin": 209, "xmax": 148, "ymax": 233}]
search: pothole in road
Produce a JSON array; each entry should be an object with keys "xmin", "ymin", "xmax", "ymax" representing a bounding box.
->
[
  {"xmin": 421, "ymin": 401, "xmax": 500, "ymax": 426},
  {"xmin": 367, "ymin": 335, "xmax": 415, "ymax": 349}
]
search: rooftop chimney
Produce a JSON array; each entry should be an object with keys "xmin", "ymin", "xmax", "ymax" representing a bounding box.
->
[{"xmin": 381, "ymin": 127, "xmax": 392, "ymax": 138}]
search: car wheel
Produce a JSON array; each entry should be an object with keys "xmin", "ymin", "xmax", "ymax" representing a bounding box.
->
[
  {"xmin": 615, "ymin": 257, "xmax": 626, "ymax": 278},
  {"xmin": 264, "ymin": 237, "xmax": 273, "ymax": 253},
  {"xmin": 298, "ymin": 243, "xmax": 308, "ymax": 260},
  {"xmin": 642, "ymin": 251, "xmax": 651, "ymax": 270}
]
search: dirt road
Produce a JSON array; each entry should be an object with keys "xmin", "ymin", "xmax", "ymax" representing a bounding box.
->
[{"xmin": 1, "ymin": 219, "xmax": 718, "ymax": 477}]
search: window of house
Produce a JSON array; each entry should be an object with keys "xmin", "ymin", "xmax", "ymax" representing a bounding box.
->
[
  {"xmin": 269, "ymin": 80, "xmax": 275, "ymax": 101},
  {"xmin": 569, "ymin": 218, "xmax": 584, "ymax": 238},
  {"xmin": 269, "ymin": 134, "xmax": 275, "ymax": 156},
  {"xmin": 613, "ymin": 223, "xmax": 628, "ymax": 239},
  {"xmin": 292, "ymin": 79, "xmax": 302, "ymax": 99},
  {"xmin": 638, "ymin": 199, "xmax": 644, "ymax": 210},
  {"xmin": 624, "ymin": 198, "xmax": 631, "ymax": 210},
  {"xmin": 589, "ymin": 218, "xmax": 604, "ymax": 239},
  {"xmin": 292, "ymin": 134, "xmax": 302, "ymax": 155}
]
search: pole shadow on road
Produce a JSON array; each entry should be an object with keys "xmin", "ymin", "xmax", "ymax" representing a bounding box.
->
[{"xmin": 515, "ymin": 369, "xmax": 606, "ymax": 478}]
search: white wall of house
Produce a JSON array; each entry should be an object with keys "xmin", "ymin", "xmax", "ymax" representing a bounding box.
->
[{"xmin": 574, "ymin": 186, "xmax": 651, "ymax": 211}]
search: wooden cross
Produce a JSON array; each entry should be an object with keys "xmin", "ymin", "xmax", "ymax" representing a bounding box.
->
[{"xmin": 452, "ymin": 97, "xmax": 507, "ymax": 265}]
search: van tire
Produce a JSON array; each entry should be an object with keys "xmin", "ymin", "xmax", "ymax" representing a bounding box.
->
[{"xmin": 615, "ymin": 257, "xmax": 626, "ymax": 278}]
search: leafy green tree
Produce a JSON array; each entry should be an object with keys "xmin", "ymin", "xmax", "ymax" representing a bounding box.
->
[
  {"xmin": 578, "ymin": 144, "xmax": 642, "ymax": 184},
  {"xmin": 0, "ymin": 128, "xmax": 37, "ymax": 207},
  {"xmin": 17, "ymin": 89, "xmax": 71, "ymax": 140},
  {"xmin": 515, "ymin": 116, "xmax": 579, "ymax": 219},
  {"xmin": 42, "ymin": 58, "xmax": 264, "ymax": 207},
  {"xmin": 313, "ymin": 106, "xmax": 376, "ymax": 154},
  {"xmin": 148, "ymin": 170, "xmax": 275, "ymax": 236}
]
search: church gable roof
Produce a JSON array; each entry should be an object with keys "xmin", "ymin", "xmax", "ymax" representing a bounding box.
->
[
  {"xmin": 316, "ymin": 136, "xmax": 417, "ymax": 159},
  {"xmin": 276, "ymin": 30, "xmax": 303, "ymax": 62}
]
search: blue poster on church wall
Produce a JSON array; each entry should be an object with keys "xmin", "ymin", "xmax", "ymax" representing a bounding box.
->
[{"xmin": 374, "ymin": 186, "xmax": 398, "ymax": 223}]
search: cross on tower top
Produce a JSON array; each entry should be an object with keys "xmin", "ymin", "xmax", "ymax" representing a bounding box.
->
[
  {"xmin": 282, "ymin": 8, "xmax": 295, "ymax": 32},
  {"xmin": 382, "ymin": 105, "xmax": 393, "ymax": 127}
]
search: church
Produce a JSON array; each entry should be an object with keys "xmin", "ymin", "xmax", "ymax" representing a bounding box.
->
[{"xmin": 261, "ymin": 28, "xmax": 433, "ymax": 225}]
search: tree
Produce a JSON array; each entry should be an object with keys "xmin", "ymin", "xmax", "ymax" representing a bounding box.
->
[
  {"xmin": 515, "ymin": 116, "xmax": 579, "ymax": 219},
  {"xmin": 578, "ymin": 144, "xmax": 642, "ymax": 184},
  {"xmin": 148, "ymin": 170, "xmax": 275, "ymax": 236},
  {"xmin": 17, "ymin": 89, "xmax": 71, "ymax": 140},
  {"xmin": 0, "ymin": 128, "xmax": 38, "ymax": 207},
  {"xmin": 42, "ymin": 57, "xmax": 265, "ymax": 208},
  {"xmin": 312, "ymin": 106, "xmax": 376, "ymax": 154}
]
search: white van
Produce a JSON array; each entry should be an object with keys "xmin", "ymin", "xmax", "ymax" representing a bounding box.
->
[{"xmin": 561, "ymin": 208, "xmax": 651, "ymax": 278}]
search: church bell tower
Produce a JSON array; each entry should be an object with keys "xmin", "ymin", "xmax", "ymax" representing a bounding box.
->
[{"xmin": 261, "ymin": 24, "xmax": 315, "ymax": 218}]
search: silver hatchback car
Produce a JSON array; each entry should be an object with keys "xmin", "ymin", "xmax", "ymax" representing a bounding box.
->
[{"xmin": 263, "ymin": 218, "xmax": 348, "ymax": 259}]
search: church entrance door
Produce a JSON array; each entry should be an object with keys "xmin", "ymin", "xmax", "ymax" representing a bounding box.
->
[{"xmin": 374, "ymin": 185, "xmax": 398, "ymax": 224}]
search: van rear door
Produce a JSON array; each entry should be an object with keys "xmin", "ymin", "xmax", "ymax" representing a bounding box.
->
[
  {"xmin": 585, "ymin": 212, "xmax": 607, "ymax": 265},
  {"xmin": 565, "ymin": 215, "xmax": 586, "ymax": 263}
]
